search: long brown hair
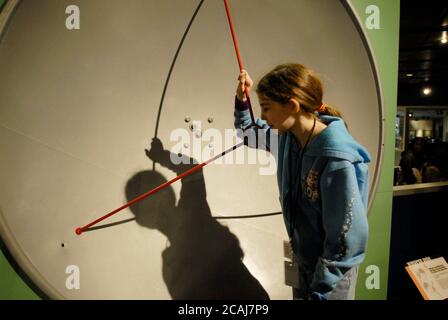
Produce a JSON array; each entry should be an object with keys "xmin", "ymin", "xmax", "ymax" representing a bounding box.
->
[{"xmin": 256, "ymin": 63, "xmax": 343, "ymax": 118}]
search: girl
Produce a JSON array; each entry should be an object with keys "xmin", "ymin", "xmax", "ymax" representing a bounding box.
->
[{"xmin": 233, "ymin": 63, "xmax": 370, "ymax": 300}]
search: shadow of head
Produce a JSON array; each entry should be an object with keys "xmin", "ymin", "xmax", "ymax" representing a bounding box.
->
[{"xmin": 125, "ymin": 170, "xmax": 175, "ymax": 230}]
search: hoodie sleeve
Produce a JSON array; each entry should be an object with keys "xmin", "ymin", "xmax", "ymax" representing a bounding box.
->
[
  {"xmin": 234, "ymin": 97, "xmax": 277, "ymax": 152},
  {"xmin": 310, "ymin": 159, "xmax": 369, "ymax": 296}
]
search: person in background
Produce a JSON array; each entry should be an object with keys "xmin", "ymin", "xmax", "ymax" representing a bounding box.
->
[
  {"xmin": 422, "ymin": 141, "xmax": 448, "ymax": 183},
  {"xmin": 399, "ymin": 137, "xmax": 426, "ymax": 184}
]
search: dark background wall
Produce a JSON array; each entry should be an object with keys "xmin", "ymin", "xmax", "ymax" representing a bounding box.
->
[{"xmin": 388, "ymin": 189, "xmax": 448, "ymax": 300}]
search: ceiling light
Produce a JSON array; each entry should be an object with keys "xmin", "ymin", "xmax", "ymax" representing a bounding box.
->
[
  {"xmin": 406, "ymin": 73, "xmax": 413, "ymax": 77},
  {"xmin": 422, "ymin": 87, "xmax": 432, "ymax": 96}
]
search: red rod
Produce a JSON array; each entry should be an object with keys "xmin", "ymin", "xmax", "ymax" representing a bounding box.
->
[
  {"xmin": 76, "ymin": 1, "xmax": 257, "ymax": 236},
  {"xmin": 223, "ymin": 0, "xmax": 256, "ymax": 125},
  {"xmin": 75, "ymin": 142, "xmax": 245, "ymax": 235}
]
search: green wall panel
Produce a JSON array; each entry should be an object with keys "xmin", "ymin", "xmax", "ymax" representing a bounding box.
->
[
  {"xmin": 0, "ymin": 245, "xmax": 39, "ymax": 299},
  {"xmin": 351, "ymin": 0, "xmax": 400, "ymax": 299}
]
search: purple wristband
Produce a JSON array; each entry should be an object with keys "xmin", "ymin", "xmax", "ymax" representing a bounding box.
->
[{"xmin": 235, "ymin": 96, "xmax": 250, "ymax": 111}]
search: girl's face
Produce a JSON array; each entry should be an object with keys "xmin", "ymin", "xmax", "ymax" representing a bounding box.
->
[{"xmin": 258, "ymin": 95, "xmax": 297, "ymax": 134}]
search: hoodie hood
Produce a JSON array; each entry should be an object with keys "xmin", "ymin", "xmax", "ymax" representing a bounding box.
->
[{"xmin": 306, "ymin": 116, "xmax": 371, "ymax": 163}]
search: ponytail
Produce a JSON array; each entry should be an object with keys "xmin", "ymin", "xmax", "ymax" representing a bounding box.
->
[
  {"xmin": 317, "ymin": 103, "xmax": 348, "ymax": 129},
  {"xmin": 316, "ymin": 103, "xmax": 343, "ymax": 118}
]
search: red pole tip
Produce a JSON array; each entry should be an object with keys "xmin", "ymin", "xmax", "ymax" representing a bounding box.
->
[{"xmin": 75, "ymin": 228, "xmax": 83, "ymax": 235}]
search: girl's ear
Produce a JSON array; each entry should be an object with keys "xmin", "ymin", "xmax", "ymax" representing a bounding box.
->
[{"xmin": 288, "ymin": 98, "xmax": 301, "ymax": 113}]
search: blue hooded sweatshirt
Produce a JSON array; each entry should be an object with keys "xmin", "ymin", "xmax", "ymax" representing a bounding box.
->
[{"xmin": 234, "ymin": 101, "xmax": 371, "ymax": 296}]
